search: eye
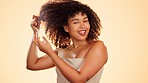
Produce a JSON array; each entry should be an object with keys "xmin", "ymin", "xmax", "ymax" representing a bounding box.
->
[
  {"xmin": 73, "ymin": 21, "xmax": 79, "ymax": 24},
  {"xmin": 84, "ymin": 20, "xmax": 88, "ymax": 22},
  {"xmin": 83, "ymin": 18, "xmax": 89, "ymax": 22}
]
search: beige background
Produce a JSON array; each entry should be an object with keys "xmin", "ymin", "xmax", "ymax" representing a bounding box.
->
[{"xmin": 0, "ymin": 0, "xmax": 148, "ymax": 83}]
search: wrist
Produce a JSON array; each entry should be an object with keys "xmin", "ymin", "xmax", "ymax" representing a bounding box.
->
[
  {"xmin": 46, "ymin": 50, "xmax": 55, "ymax": 57},
  {"xmin": 32, "ymin": 35, "xmax": 37, "ymax": 45}
]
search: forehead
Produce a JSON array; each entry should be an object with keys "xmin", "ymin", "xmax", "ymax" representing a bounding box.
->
[{"xmin": 68, "ymin": 12, "xmax": 88, "ymax": 20}]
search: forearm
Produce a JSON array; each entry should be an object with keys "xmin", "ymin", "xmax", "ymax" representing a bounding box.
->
[
  {"xmin": 46, "ymin": 51, "xmax": 86, "ymax": 83},
  {"xmin": 26, "ymin": 40, "xmax": 39, "ymax": 69}
]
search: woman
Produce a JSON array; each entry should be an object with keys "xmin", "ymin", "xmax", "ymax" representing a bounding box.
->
[{"xmin": 27, "ymin": 0, "xmax": 108, "ymax": 83}]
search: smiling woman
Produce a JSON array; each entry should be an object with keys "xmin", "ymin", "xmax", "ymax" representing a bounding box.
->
[
  {"xmin": 0, "ymin": 0, "xmax": 148, "ymax": 83},
  {"xmin": 63, "ymin": 12, "xmax": 90, "ymax": 42},
  {"xmin": 26, "ymin": 0, "xmax": 108, "ymax": 83}
]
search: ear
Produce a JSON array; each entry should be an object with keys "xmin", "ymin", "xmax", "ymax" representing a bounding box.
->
[{"xmin": 63, "ymin": 25, "xmax": 69, "ymax": 32}]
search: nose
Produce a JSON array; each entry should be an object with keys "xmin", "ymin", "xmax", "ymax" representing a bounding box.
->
[{"xmin": 80, "ymin": 21, "xmax": 85, "ymax": 28}]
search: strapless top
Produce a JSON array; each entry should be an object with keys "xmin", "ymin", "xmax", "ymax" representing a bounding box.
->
[{"xmin": 56, "ymin": 49, "xmax": 103, "ymax": 83}]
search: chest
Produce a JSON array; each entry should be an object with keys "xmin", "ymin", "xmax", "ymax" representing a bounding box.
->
[{"xmin": 63, "ymin": 45, "xmax": 91, "ymax": 58}]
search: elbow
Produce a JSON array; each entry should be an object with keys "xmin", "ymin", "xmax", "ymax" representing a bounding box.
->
[
  {"xmin": 105, "ymin": 53, "xmax": 108, "ymax": 64},
  {"xmin": 26, "ymin": 65, "xmax": 33, "ymax": 70},
  {"xmin": 70, "ymin": 76, "xmax": 88, "ymax": 83},
  {"xmin": 26, "ymin": 61, "xmax": 39, "ymax": 71},
  {"xmin": 26, "ymin": 65, "xmax": 38, "ymax": 71},
  {"xmin": 26, "ymin": 66, "xmax": 32, "ymax": 70}
]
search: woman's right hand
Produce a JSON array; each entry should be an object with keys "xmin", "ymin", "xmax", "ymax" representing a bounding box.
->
[{"xmin": 30, "ymin": 15, "xmax": 40, "ymax": 34}]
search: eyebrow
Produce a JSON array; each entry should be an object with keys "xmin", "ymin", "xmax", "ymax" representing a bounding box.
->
[{"xmin": 71, "ymin": 16, "xmax": 88, "ymax": 22}]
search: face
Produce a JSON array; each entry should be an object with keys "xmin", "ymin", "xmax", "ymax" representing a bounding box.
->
[{"xmin": 64, "ymin": 12, "xmax": 90, "ymax": 41}]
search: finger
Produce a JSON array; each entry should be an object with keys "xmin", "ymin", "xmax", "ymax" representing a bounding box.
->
[
  {"xmin": 37, "ymin": 37, "xmax": 47, "ymax": 44},
  {"xmin": 32, "ymin": 26, "xmax": 39, "ymax": 32},
  {"xmin": 32, "ymin": 15, "xmax": 40, "ymax": 27},
  {"xmin": 33, "ymin": 15, "xmax": 37, "ymax": 19},
  {"xmin": 33, "ymin": 15, "xmax": 39, "ymax": 20},
  {"xmin": 37, "ymin": 37, "xmax": 42, "ymax": 45},
  {"xmin": 33, "ymin": 40, "xmax": 39, "ymax": 46},
  {"xmin": 31, "ymin": 17, "xmax": 39, "ymax": 28},
  {"xmin": 33, "ymin": 33, "xmax": 37, "ymax": 41},
  {"xmin": 42, "ymin": 36, "xmax": 48, "ymax": 43},
  {"xmin": 36, "ymin": 31, "xmax": 39, "ymax": 38},
  {"xmin": 30, "ymin": 20, "xmax": 37, "ymax": 28}
]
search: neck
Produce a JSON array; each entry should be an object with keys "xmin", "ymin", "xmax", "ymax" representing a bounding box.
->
[{"xmin": 72, "ymin": 40, "xmax": 89, "ymax": 49}]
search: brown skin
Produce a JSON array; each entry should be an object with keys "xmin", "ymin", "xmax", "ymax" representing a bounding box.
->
[{"xmin": 27, "ymin": 12, "xmax": 108, "ymax": 83}]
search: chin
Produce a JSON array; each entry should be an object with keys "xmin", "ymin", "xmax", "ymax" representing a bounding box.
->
[{"xmin": 76, "ymin": 37, "xmax": 87, "ymax": 41}]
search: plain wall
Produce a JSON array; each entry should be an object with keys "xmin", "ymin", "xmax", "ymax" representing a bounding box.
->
[{"xmin": 0, "ymin": 0, "xmax": 148, "ymax": 83}]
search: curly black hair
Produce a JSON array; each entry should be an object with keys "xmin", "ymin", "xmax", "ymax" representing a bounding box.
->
[{"xmin": 39, "ymin": 0, "xmax": 102, "ymax": 48}]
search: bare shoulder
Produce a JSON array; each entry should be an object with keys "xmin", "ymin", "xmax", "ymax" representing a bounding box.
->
[
  {"xmin": 90, "ymin": 40, "xmax": 107, "ymax": 50},
  {"xmin": 88, "ymin": 40, "xmax": 108, "ymax": 58}
]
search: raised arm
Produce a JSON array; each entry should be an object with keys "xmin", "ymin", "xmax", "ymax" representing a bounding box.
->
[{"xmin": 26, "ymin": 17, "xmax": 55, "ymax": 70}]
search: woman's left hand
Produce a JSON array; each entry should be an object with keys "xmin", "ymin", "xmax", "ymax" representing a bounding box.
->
[{"xmin": 35, "ymin": 34, "xmax": 53, "ymax": 54}]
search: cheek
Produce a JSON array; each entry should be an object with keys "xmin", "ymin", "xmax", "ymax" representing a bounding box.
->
[
  {"xmin": 87, "ymin": 22, "xmax": 90, "ymax": 27},
  {"xmin": 85, "ymin": 23, "xmax": 90, "ymax": 30},
  {"xmin": 69, "ymin": 24, "xmax": 78, "ymax": 31}
]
